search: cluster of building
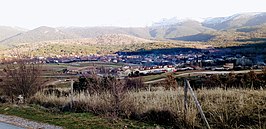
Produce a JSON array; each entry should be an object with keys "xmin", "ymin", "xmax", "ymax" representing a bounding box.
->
[
  {"xmin": 49, "ymin": 51, "xmax": 265, "ymax": 77},
  {"xmin": 2, "ymin": 48, "xmax": 265, "ymax": 77}
]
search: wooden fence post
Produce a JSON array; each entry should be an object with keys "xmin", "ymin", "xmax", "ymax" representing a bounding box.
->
[
  {"xmin": 184, "ymin": 79, "xmax": 188, "ymax": 123},
  {"xmin": 185, "ymin": 79, "xmax": 211, "ymax": 129},
  {"xmin": 70, "ymin": 79, "xmax": 74, "ymax": 109}
]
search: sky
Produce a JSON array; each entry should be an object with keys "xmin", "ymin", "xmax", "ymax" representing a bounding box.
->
[{"xmin": 0, "ymin": 0, "xmax": 266, "ymax": 29}]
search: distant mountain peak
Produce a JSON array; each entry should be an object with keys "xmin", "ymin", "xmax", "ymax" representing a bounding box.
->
[
  {"xmin": 202, "ymin": 12, "xmax": 266, "ymax": 30},
  {"xmin": 152, "ymin": 17, "xmax": 203, "ymax": 27},
  {"xmin": 204, "ymin": 13, "xmax": 260, "ymax": 24},
  {"xmin": 34, "ymin": 26, "xmax": 57, "ymax": 31},
  {"xmin": 152, "ymin": 17, "xmax": 180, "ymax": 27}
]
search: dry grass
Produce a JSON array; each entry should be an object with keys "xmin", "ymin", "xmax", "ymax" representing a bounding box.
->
[{"xmin": 31, "ymin": 87, "xmax": 266, "ymax": 128}]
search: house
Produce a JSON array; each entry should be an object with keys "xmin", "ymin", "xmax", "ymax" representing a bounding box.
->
[
  {"xmin": 212, "ymin": 67, "xmax": 225, "ymax": 71},
  {"xmin": 223, "ymin": 63, "xmax": 234, "ymax": 70},
  {"xmin": 163, "ymin": 66, "xmax": 176, "ymax": 72}
]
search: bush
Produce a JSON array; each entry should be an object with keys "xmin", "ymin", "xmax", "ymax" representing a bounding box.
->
[
  {"xmin": 74, "ymin": 75, "xmax": 145, "ymax": 94},
  {"xmin": 73, "ymin": 76, "xmax": 88, "ymax": 93},
  {"xmin": 188, "ymin": 72, "xmax": 266, "ymax": 89}
]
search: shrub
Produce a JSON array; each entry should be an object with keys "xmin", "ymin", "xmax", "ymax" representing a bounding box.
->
[{"xmin": 125, "ymin": 77, "xmax": 145, "ymax": 91}]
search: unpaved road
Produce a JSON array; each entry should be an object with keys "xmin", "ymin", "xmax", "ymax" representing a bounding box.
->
[
  {"xmin": 0, "ymin": 114, "xmax": 63, "ymax": 129},
  {"xmin": 145, "ymin": 70, "xmax": 262, "ymax": 84},
  {"xmin": 0, "ymin": 122, "xmax": 24, "ymax": 129}
]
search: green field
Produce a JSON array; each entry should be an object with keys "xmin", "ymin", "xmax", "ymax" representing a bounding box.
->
[
  {"xmin": 69, "ymin": 61, "xmax": 125, "ymax": 68},
  {"xmin": 0, "ymin": 61, "xmax": 125, "ymax": 77},
  {"xmin": 142, "ymin": 71, "xmax": 198, "ymax": 82}
]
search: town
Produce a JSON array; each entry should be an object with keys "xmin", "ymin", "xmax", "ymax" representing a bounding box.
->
[{"xmin": 3, "ymin": 47, "xmax": 264, "ymax": 78}]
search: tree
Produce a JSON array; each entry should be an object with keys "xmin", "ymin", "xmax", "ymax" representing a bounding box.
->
[
  {"xmin": 262, "ymin": 67, "xmax": 266, "ymax": 85},
  {"xmin": 247, "ymin": 71, "xmax": 257, "ymax": 89},
  {"xmin": 206, "ymin": 74, "xmax": 222, "ymax": 88},
  {"xmin": 1, "ymin": 59, "xmax": 42, "ymax": 102},
  {"xmin": 165, "ymin": 73, "xmax": 177, "ymax": 90},
  {"xmin": 108, "ymin": 77, "xmax": 127, "ymax": 116},
  {"xmin": 125, "ymin": 77, "xmax": 144, "ymax": 91},
  {"xmin": 84, "ymin": 74, "xmax": 101, "ymax": 95},
  {"xmin": 226, "ymin": 72, "xmax": 236, "ymax": 89},
  {"xmin": 73, "ymin": 76, "xmax": 88, "ymax": 93}
]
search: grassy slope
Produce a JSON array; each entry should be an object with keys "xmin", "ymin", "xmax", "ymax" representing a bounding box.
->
[
  {"xmin": 32, "ymin": 88, "xmax": 266, "ymax": 128},
  {"xmin": 0, "ymin": 104, "xmax": 158, "ymax": 129}
]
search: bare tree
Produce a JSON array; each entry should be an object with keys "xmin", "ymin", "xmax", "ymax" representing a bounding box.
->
[
  {"xmin": 74, "ymin": 74, "xmax": 128, "ymax": 117},
  {"xmin": 1, "ymin": 59, "xmax": 42, "ymax": 103},
  {"xmin": 108, "ymin": 77, "xmax": 127, "ymax": 116},
  {"xmin": 263, "ymin": 67, "xmax": 266, "ymax": 75},
  {"xmin": 226, "ymin": 72, "xmax": 236, "ymax": 89},
  {"xmin": 205, "ymin": 74, "xmax": 222, "ymax": 88}
]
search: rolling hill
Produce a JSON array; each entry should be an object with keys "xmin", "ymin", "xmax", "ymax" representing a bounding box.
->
[
  {"xmin": 150, "ymin": 19, "xmax": 213, "ymax": 39},
  {"xmin": 0, "ymin": 34, "xmax": 157, "ymax": 57},
  {"xmin": 0, "ymin": 26, "xmax": 26, "ymax": 41},
  {"xmin": 59, "ymin": 26, "xmax": 152, "ymax": 39},
  {"xmin": 0, "ymin": 26, "xmax": 80, "ymax": 46}
]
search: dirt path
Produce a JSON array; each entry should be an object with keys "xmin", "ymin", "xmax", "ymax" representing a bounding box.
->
[
  {"xmin": 0, "ymin": 122, "xmax": 24, "ymax": 129},
  {"xmin": 0, "ymin": 114, "xmax": 63, "ymax": 129}
]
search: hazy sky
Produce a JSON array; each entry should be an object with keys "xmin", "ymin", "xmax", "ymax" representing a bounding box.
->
[{"xmin": 1, "ymin": 0, "xmax": 266, "ymax": 29}]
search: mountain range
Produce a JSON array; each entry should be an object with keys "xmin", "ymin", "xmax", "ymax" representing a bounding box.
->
[
  {"xmin": 0, "ymin": 12, "xmax": 266, "ymax": 47},
  {"xmin": 203, "ymin": 12, "xmax": 266, "ymax": 30}
]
